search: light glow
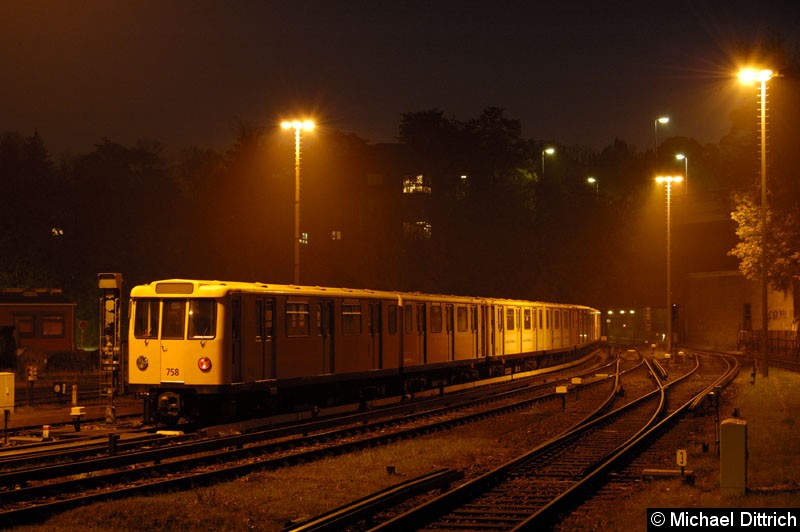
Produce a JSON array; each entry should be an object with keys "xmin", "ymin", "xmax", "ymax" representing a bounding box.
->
[
  {"xmin": 281, "ymin": 119, "xmax": 315, "ymax": 131},
  {"xmin": 655, "ymin": 175, "xmax": 683, "ymax": 184},
  {"xmin": 738, "ymin": 68, "xmax": 774, "ymax": 84}
]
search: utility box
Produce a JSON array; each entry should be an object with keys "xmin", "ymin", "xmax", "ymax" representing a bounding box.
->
[
  {"xmin": 0, "ymin": 372, "xmax": 14, "ymax": 413},
  {"xmin": 720, "ymin": 418, "xmax": 747, "ymax": 495}
]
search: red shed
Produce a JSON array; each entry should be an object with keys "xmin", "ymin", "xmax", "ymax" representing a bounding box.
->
[{"xmin": 0, "ymin": 288, "xmax": 76, "ymax": 354}]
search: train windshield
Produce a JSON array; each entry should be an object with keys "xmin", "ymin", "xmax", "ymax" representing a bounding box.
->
[{"xmin": 133, "ymin": 298, "xmax": 216, "ymax": 340}]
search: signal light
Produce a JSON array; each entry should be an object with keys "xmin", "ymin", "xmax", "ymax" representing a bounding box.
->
[
  {"xmin": 671, "ymin": 304, "xmax": 679, "ymax": 322},
  {"xmin": 198, "ymin": 357, "xmax": 212, "ymax": 372}
]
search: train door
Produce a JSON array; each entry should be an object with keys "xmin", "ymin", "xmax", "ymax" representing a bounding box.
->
[
  {"xmin": 318, "ymin": 299, "xmax": 334, "ymax": 373},
  {"xmin": 445, "ymin": 304, "xmax": 454, "ymax": 360},
  {"xmin": 368, "ymin": 301, "xmax": 382, "ymax": 369},
  {"xmin": 231, "ymin": 295, "xmax": 242, "ymax": 382},
  {"xmin": 417, "ymin": 303, "xmax": 427, "ymax": 363},
  {"xmin": 256, "ymin": 298, "xmax": 276, "ymax": 380},
  {"xmin": 158, "ymin": 299, "xmax": 188, "ymax": 384},
  {"xmin": 494, "ymin": 305, "xmax": 504, "ymax": 356}
]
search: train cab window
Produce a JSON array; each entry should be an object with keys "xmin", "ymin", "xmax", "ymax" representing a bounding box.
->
[
  {"xmin": 188, "ymin": 299, "xmax": 216, "ymax": 339},
  {"xmin": 523, "ymin": 309, "xmax": 532, "ymax": 330},
  {"xmin": 404, "ymin": 305, "xmax": 413, "ymax": 334},
  {"xmin": 456, "ymin": 306, "xmax": 468, "ymax": 332},
  {"xmin": 133, "ymin": 298, "xmax": 159, "ymax": 339},
  {"xmin": 162, "ymin": 300, "xmax": 186, "ymax": 339},
  {"xmin": 286, "ymin": 302, "xmax": 310, "ymax": 337},
  {"xmin": 506, "ymin": 308, "xmax": 515, "ymax": 330},
  {"xmin": 342, "ymin": 301, "xmax": 362, "ymax": 335},
  {"xmin": 430, "ymin": 304, "xmax": 442, "ymax": 333},
  {"xmin": 388, "ymin": 304, "xmax": 398, "ymax": 334}
]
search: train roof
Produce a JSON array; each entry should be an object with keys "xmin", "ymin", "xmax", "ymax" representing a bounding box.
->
[{"xmin": 130, "ymin": 279, "xmax": 598, "ymax": 312}]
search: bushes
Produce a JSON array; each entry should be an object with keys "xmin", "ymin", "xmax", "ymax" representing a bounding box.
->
[{"xmin": 45, "ymin": 349, "xmax": 99, "ymax": 373}]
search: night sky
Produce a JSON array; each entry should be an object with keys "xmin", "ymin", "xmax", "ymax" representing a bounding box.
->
[{"xmin": 2, "ymin": 0, "xmax": 797, "ymax": 155}]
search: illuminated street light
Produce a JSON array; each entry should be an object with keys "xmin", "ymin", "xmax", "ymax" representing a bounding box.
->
[
  {"xmin": 655, "ymin": 175, "xmax": 683, "ymax": 355},
  {"xmin": 281, "ymin": 119, "xmax": 315, "ymax": 285},
  {"xmin": 541, "ymin": 147, "xmax": 555, "ymax": 177},
  {"xmin": 654, "ymin": 116, "xmax": 669, "ymax": 163},
  {"xmin": 587, "ymin": 176, "xmax": 598, "ymax": 199},
  {"xmin": 738, "ymin": 67, "xmax": 776, "ymax": 377},
  {"xmin": 675, "ymin": 153, "xmax": 688, "ymax": 196}
]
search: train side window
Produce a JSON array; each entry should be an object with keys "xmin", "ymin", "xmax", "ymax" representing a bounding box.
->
[
  {"xmin": 188, "ymin": 299, "xmax": 216, "ymax": 339},
  {"xmin": 471, "ymin": 306, "xmax": 477, "ymax": 332},
  {"xmin": 506, "ymin": 308, "xmax": 515, "ymax": 330},
  {"xmin": 133, "ymin": 298, "xmax": 159, "ymax": 339},
  {"xmin": 286, "ymin": 302, "xmax": 310, "ymax": 337},
  {"xmin": 523, "ymin": 308, "xmax": 532, "ymax": 330},
  {"xmin": 342, "ymin": 301, "xmax": 362, "ymax": 335},
  {"xmin": 162, "ymin": 300, "xmax": 186, "ymax": 339},
  {"xmin": 498, "ymin": 308, "xmax": 504, "ymax": 331},
  {"xmin": 430, "ymin": 304, "xmax": 442, "ymax": 333},
  {"xmin": 555, "ymin": 311, "xmax": 560, "ymax": 329},
  {"xmin": 404, "ymin": 305, "xmax": 413, "ymax": 334},
  {"xmin": 388, "ymin": 304, "xmax": 397, "ymax": 334},
  {"xmin": 256, "ymin": 300, "xmax": 263, "ymax": 339},
  {"xmin": 264, "ymin": 299, "xmax": 274, "ymax": 338},
  {"xmin": 456, "ymin": 306, "xmax": 468, "ymax": 332}
]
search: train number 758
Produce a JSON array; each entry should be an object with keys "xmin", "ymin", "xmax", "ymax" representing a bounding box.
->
[{"xmin": 166, "ymin": 368, "xmax": 180, "ymax": 377}]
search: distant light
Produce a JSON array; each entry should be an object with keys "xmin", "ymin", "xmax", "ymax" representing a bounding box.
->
[
  {"xmin": 675, "ymin": 153, "xmax": 686, "ymax": 161},
  {"xmin": 544, "ymin": 147, "xmax": 555, "ymax": 155},
  {"xmin": 657, "ymin": 116, "xmax": 670, "ymax": 124},
  {"xmin": 587, "ymin": 177, "xmax": 596, "ymax": 184},
  {"xmin": 655, "ymin": 175, "xmax": 683, "ymax": 184},
  {"xmin": 461, "ymin": 175, "xmax": 468, "ymax": 180},
  {"xmin": 738, "ymin": 68, "xmax": 774, "ymax": 84}
]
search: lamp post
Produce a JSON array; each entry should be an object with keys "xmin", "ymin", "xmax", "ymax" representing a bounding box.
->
[
  {"xmin": 738, "ymin": 67, "xmax": 775, "ymax": 377},
  {"xmin": 654, "ymin": 116, "xmax": 669, "ymax": 164},
  {"xmin": 675, "ymin": 154, "xmax": 688, "ymax": 196},
  {"xmin": 281, "ymin": 119, "xmax": 315, "ymax": 285},
  {"xmin": 587, "ymin": 176, "xmax": 598, "ymax": 199},
  {"xmin": 656, "ymin": 175, "xmax": 683, "ymax": 355},
  {"xmin": 541, "ymin": 147, "xmax": 555, "ymax": 177}
]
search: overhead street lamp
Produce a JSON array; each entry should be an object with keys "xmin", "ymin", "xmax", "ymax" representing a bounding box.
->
[
  {"xmin": 675, "ymin": 153, "xmax": 688, "ymax": 196},
  {"xmin": 281, "ymin": 119, "xmax": 315, "ymax": 285},
  {"xmin": 587, "ymin": 176, "xmax": 598, "ymax": 199},
  {"xmin": 656, "ymin": 175, "xmax": 683, "ymax": 355},
  {"xmin": 654, "ymin": 116, "xmax": 670, "ymax": 163},
  {"xmin": 541, "ymin": 147, "xmax": 555, "ymax": 177},
  {"xmin": 738, "ymin": 67, "xmax": 776, "ymax": 377}
]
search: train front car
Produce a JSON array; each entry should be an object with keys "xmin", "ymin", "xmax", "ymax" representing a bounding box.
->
[{"xmin": 128, "ymin": 280, "xmax": 229, "ymax": 424}]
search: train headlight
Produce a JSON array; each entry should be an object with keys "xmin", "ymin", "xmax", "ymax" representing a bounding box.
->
[
  {"xmin": 136, "ymin": 356, "xmax": 149, "ymax": 371},
  {"xmin": 198, "ymin": 357, "xmax": 212, "ymax": 372}
]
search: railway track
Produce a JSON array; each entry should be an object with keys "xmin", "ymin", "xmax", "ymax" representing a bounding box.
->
[
  {"xmin": 287, "ymin": 351, "xmax": 736, "ymax": 531},
  {"xmin": 0, "ymin": 352, "xmax": 622, "ymax": 527}
]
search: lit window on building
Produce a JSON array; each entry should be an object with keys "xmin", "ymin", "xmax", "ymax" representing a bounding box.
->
[
  {"xmin": 403, "ymin": 174, "xmax": 432, "ymax": 194},
  {"xmin": 403, "ymin": 221, "xmax": 432, "ymax": 239},
  {"xmin": 331, "ymin": 230, "xmax": 342, "ymax": 240},
  {"xmin": 300, "ymin": 232, "xmax": 309, "ymax": 245}
]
